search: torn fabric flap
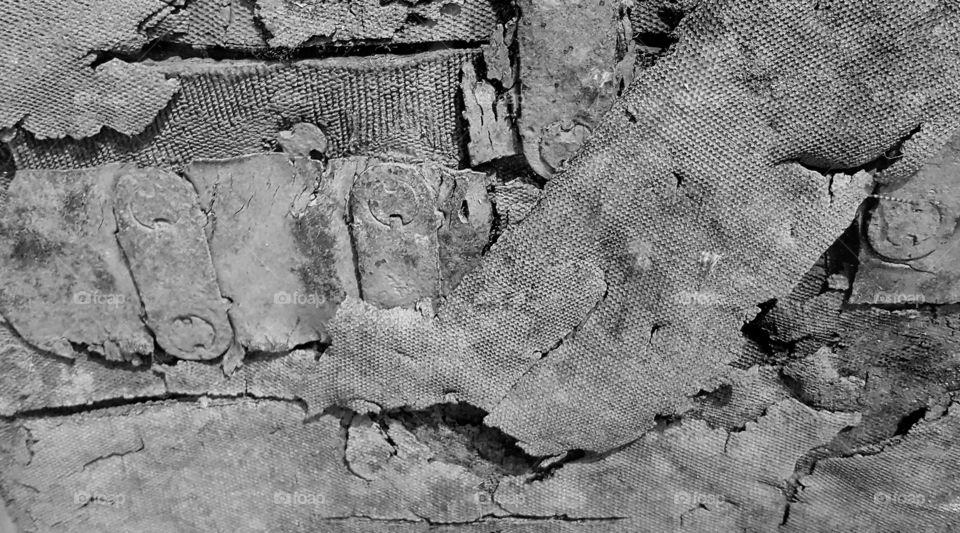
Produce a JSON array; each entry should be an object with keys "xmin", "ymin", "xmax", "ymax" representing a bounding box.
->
[{"xmin": 0, "ymin": 0, "xmax": 181, "ymax": 139}]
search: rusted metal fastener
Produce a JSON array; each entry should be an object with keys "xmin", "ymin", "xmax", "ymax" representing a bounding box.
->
[
  {"xmin": 350, "ymin": 163, "xmax": 439, "ymax": 309},
  {"xmin": 115, "ymin": 168, "xmax": 234, "ymax": 361},
  {"xmin": 864, "ymin": 196, "xmax": 955, "ymax": 262}
]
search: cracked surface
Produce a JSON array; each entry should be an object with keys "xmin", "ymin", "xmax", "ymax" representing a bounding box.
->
[
  {"xmin": 785, "ymin": 403, "xmax": 960, "ymax": 532},
  {"xmin": 1, "ymin": 400, "xmax": 495, "ymax": 530},
  {"xmin": 255, "ymin": 0, "xmax": 499, "ymax": 48},
  {"xmin": 461, "ymin": 62, "xmax": 519, "ymax": 166},
  {"xmin": 495, "ymin": 399, "xmax": 858, "ymax": 530},
  {"xmin": 3, "ymin": 0, "xmax": 960, "ymax": 531},
  {"xmin": 304, "ymin": 0, "xmax": 960, "ymax": 457},
  {"xmin": 0, "ymin": 166, "xmax": 153, "ymax": 360},
  {"xmin": 185, "ymin": 154, "xmax": 351, "ymax": 352}
]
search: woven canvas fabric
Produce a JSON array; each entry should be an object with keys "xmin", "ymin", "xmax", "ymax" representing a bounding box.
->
[
  {"xmin": 302, "ymin": 0, "xmax": 960, "ymax": 455},
  {"xmin": 6, "ymin": 391, "xmax": 955, "ymax": 532},
  {"xmin": 4, "ymin": 1, "xmax": 960, "ymax": 531},
  {"xmin": 10, "ymin": 50, "xmax": 476, "ymax": 171},
  {"xmin": 0, "ymin": 0, "xmax": 181, "ymax": 140},
  {"xmin": 256, "ymin": 0, "xmax": 500, "ymax": 48},
  {"xmin": 0, "ymin": 400, "xmax": 499, "ymax": 531},
  {"xmin": 148, "ymin": 0, "xmax": 499, "ymax": 50},
  {"xmin": 0, "ymin": 320, "xmax": 165, "ymax": 417},
  {"xmin": 494, "ymin": 398, "xmax": 861, "ymax": 530},
  {"xmin": 148, "ymin": 0, "xmax": 269, "ymax": 50},
  {"xmin": 5, "ymin": 268, "xmax": 959, "ymax": 531},
  {"xmin": 785, "ymin": 403, "xmax": 960, "ymax": 531}
]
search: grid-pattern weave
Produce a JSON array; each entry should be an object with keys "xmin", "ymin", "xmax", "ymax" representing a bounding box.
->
[
  {"xmin": 10, "ymin": 50, "xmax": 477, "ymax": 170},
  {"xmin": 148, "ymin": 0, "xmax": 500, "ymax": 49},
  {"xmin": 302, "ymin": 0, "xmax": 960, "ymax": 457}
]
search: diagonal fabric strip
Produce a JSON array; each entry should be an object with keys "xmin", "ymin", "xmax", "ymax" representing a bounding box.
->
[{"xmin": 299, "ymin": 0, "xmax": 960, "ymax": 455}]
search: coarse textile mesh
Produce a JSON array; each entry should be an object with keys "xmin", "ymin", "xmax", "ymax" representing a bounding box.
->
[
  {"xmin": 0, "ymin": 0, "xmax": 182, "ymax": 139},
  {"xmin": 0, "ymin": 146, "xmax": 12, "ymax": 208},
  {"xmin": 0, "ymin": 310, "xmax": 318, "ymax": 417},
  {"xmin": 2, "ymin": 1, "xmax": 960, "ymax": 531},
  {"xmin": 148, "ymin": 0, "xmax": 268, "ymax": 50},
  {"xmin": 630, "ymin": 0, "xmax": 695, "ymax": 36},
  {"xmin": 255, "ymin": 0, "xmax": 501, "ymax": 48},
  {"xmin": 0, "ymin": 321, "xmax": 165, "ymax": 417},
  {"xmin": 0, "ymin": 400, "xmax": 630, "ymax": 531},
  {"xmin": 10, "ymin": 50, "xmax": 476, "ymax": 171},
  {"xmin": 148, "ymin": 0, "xmax": 500, "ymax": 50},
  {"xmin": 784, "ymin": 404, "xmax": 960, "ymax": 532},
  {"xmin": 300, "ymin": 0, "xmax": 960, "ymax": 456},
  {"xmin": 5, "ymin": 394, "xmax": 956, "ymax": 531}
]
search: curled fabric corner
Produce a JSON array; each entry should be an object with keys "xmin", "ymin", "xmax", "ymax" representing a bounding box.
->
[
  {"xmin": 0, "ymin": 0, "xmax": 181, "ymax": 140},
  {"xmin": 304, "ymin": 0, "xmax": 960, "ymax": 455}
]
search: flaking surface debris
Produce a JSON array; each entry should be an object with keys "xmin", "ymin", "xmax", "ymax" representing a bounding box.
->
[{"xmin": 2, "ymin": 0, "xmax": 960, "ymax": 532}]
